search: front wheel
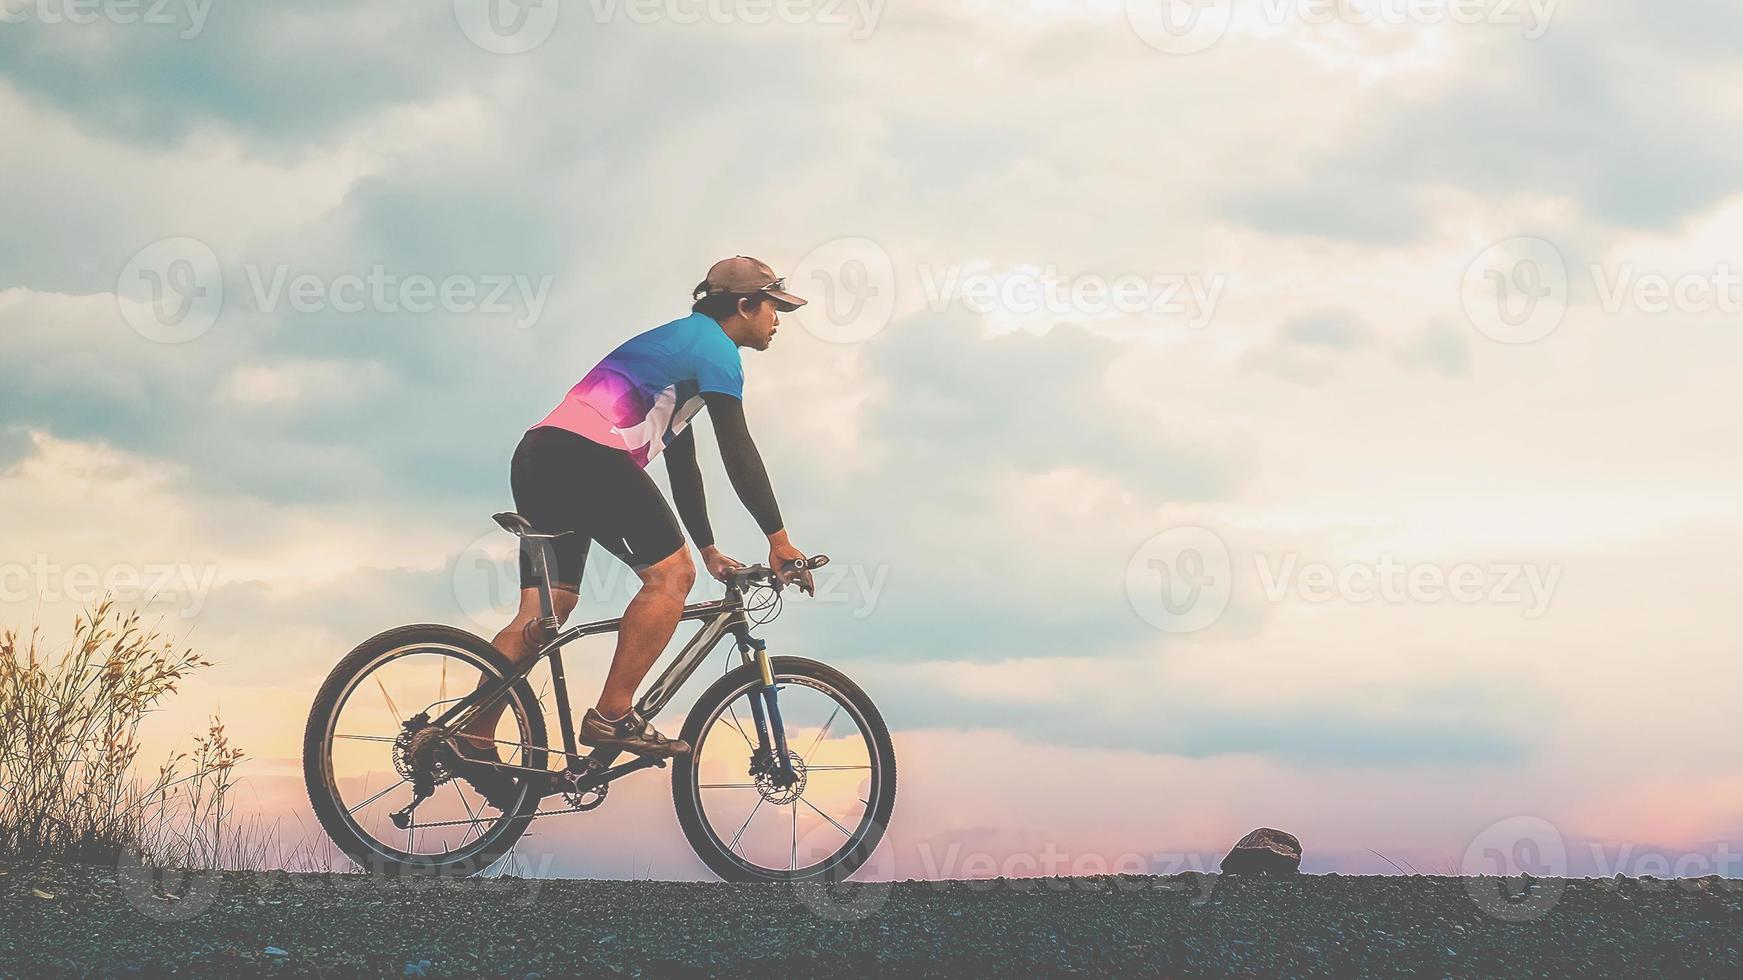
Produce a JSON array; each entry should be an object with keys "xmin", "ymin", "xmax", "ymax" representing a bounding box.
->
[{"xmin": 672, "ymin": 657, "xmax": 896, "ymax": 883}]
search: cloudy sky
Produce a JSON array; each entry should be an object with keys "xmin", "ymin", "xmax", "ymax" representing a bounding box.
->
[{"xmin": 5, "ymin": 0, "xmax": 1743, "ymax": 880}]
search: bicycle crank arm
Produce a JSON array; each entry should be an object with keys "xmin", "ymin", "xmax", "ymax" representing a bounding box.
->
[{"xmin": 546, "ymin": 754, "xmax": 668, "ymax": 799}]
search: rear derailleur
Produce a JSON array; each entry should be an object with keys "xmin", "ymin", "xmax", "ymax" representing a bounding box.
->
[{"xmin": 388, "ymin": 712, "xmax": 451, "ymax": 829}]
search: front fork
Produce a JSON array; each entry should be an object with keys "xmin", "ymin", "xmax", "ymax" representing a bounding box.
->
[{"xmin": 738, "ymin": 635, "xmax": 797, "ymax": 786}]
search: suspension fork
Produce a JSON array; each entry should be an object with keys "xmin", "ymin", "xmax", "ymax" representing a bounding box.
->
[{"xmin": 737, "ymin": 634, "xmax": 797, "ymax": 783}]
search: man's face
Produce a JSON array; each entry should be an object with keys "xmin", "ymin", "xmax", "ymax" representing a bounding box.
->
[{"xmin": 742, "ymin": 296, "xmax": 780, "ymax": 350}]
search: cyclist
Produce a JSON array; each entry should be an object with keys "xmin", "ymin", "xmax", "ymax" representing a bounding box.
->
[{"xmin": 453, "ymin": 257, "xmax": 816, "ymax": 808}]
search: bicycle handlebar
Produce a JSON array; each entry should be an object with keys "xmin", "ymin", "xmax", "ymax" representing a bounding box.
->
[{"xmin": 725, "ymin": 554, "xmax": 830, "ymax": 593}]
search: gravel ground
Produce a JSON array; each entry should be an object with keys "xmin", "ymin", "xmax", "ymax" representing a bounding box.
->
[{"xmin": 4, "ymin": 861, "xmax": 1743, "ymax": 977}]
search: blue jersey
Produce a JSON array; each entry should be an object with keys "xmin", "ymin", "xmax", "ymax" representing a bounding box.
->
[{"xmin": 533, "ymin": 313, "xmax": 745, "ymax": 468}]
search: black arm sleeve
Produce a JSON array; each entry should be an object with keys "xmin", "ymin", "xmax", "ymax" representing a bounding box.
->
[
  {"xmin": 703, "ymin": 392, "xmax": 784, "ymax": 537},
  {"xmin": 663, "ymin": 425, "xmax": 714, "ymax": 549}
]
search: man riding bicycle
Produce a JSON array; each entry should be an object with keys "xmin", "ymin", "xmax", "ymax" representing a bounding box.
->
[{"xmin": 455, "ymin": 256, "xmax": 816, "ymax": 808}]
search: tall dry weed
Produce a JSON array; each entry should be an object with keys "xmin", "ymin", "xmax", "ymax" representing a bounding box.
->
[{"xmin": 1, "ymin": 600, "xmax": 245, "ymax": 867}]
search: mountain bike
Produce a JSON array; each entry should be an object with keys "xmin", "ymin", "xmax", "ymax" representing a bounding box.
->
[{"xmin": 302, "ymin": 512, "xmax": 896, "ymax": 882}]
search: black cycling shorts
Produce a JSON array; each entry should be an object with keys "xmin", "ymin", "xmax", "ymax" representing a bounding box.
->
[{"xmin": 509, "ymin": 426, "xmax": 685, "ymax": 591}]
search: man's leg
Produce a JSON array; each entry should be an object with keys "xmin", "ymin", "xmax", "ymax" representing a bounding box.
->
[
  {"xmin": 461, "ymin": 585, "xmax": 579, "ymax": 751},
  {"xmin": 596, "ymin": 548, "xmax": 695, "ymax": 718}
]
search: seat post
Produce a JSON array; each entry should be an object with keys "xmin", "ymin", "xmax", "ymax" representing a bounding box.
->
[{"xmin": 525, "ymin": 535, "xmax": 562, "ymax": 639}]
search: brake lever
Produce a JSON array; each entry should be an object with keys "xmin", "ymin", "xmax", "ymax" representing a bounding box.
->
[{"xmin": 779, "ymin": 554, "xmax": 830, "ymax": 596}]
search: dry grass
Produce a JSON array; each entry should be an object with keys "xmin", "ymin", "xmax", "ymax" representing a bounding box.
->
[{"xmin": 0, "ymin": 600, "xmax": 248, "ymax": 868}]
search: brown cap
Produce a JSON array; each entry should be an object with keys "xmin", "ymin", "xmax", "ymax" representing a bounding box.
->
[{"xmin": 694, "ymin": 256, "xmax": 807, "ymax": 312}]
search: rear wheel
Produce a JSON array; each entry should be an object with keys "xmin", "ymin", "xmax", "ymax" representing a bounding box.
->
[
  {"xmin": 672, "ymin": 657, "xmax": 896, "ymax": 883},
  {"xmin": 303, "ymin": 624, "xmax": 548, "ymax": 877}
]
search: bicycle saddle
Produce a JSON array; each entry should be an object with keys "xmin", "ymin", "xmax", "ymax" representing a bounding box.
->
[{"xmin": 491, "ymin": 516, "xmax": 578, "ymax": 537}]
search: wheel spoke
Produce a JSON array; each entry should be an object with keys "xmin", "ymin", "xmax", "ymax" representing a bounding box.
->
[
  {"xmin": 346, "ymin": 778, "xmax": 408, "ymax": 817},
  {"xmin": 374, "ymin": 676, "xmax": 403, "ymax": 723},
  {"xmin": 729, "ymin": 797, "xmax": 765, "ymax": 855},
  {"xmin": 790, "ymin": 802, "xmax": 798, "ymax": 871},
  {"xmin": 799, "ymin": 796, "xmax": 853, "ymax": 839},
  {"xmin": 805, "ymin": 765, "xmax": 869, "ymax": 771},
  {"xmin": 452, "ymin": 783, "xmax": 485, "ymax": 847},
  {"xmin": 699, "ymin": 782, "xmax": 758, "ymax": 789},
  {"xmin": 806, "ymin": 705, "xmax": 842, "ymax": 758},
  {"xmin": 724, "ymin": 703, "xmax": 756, "ymax": 749},
  {"xmin": 334, "ymin": 733, "xmax": 398, "ymax": 744}
]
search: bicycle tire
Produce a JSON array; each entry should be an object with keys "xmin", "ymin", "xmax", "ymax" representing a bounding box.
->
[
  {"xmin": 672, "ymin": 656, "xmax": 896, "ymax": 883},
  {"xmin": 303, "ymin": 624, "xmax": 548, "ymax": 877}
]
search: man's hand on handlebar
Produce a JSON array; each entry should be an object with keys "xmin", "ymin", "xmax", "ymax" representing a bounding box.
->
[
  {"xmin": 699, "ymin": 544, "xmax": 745, "ymax": 584},
  {"xmin": 767, "ymin": 530, "xmax": 814, "ymax": 596}
]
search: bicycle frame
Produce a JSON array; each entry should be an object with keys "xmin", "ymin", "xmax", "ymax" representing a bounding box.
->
[{"xmin": 430, "ymin": 535, "xmax": 794, "ymax": 795}]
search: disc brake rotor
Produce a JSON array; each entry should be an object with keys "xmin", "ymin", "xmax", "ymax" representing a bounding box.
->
[{"xmin": 753, "ymin": 750, "xmax": 808, "ymax": 805}]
